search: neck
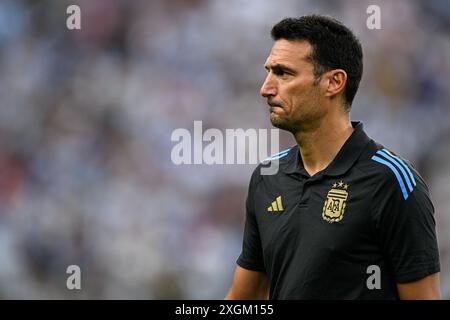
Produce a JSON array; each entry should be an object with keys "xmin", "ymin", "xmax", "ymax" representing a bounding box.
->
[{"xmin": 294, "ymin": 114, "xmax": 353, "ymax": 177}]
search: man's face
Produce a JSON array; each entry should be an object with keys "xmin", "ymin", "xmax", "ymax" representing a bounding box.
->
[{"xmin": 260, "ymin": 39, "xmax": 325, "ymax": 132}]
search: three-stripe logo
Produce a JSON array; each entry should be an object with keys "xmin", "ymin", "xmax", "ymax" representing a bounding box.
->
[
  {"xmin": 267, "ymin": 196, "xmax": 284, "ymax": 213},
  {"xmin": 371, "ymin": 149, "xmax": 417, "ymax": 200}
]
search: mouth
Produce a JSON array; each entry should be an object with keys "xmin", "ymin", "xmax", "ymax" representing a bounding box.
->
[
  {"xmin": 269, "ymin": 105, "xmax": 283, "ymax": 113},
  {"xmin": 268, "ymin": 100, "xmax": 283, "ymax": 110}
]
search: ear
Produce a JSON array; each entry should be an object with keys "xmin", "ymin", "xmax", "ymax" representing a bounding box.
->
[{"xmin": 323, "ymin": 69, "xmax": 347, "ymax": 99}]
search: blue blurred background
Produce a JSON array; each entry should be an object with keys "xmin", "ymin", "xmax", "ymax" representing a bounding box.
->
[{"xmin": 0, "ymin": 0, "xmax": 449, "ymax": 299}]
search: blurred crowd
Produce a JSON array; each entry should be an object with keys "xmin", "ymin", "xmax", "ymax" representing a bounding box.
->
[{"xmin": 0, "ymin": 0, "xmax": 449, "ymax": 299}]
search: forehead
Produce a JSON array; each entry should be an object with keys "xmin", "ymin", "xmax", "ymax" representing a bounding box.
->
[{"xmin": 265, "ymin": 39, "xmax": 313, "ymax": 67}]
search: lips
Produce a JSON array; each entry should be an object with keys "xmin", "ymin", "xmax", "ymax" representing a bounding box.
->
[
  {"xmin": 267, "ymin": 100, "xmax": 283, "ymax": 109},
  {"xmin": 269, "ymin": 103, "xmax": 283, "ymax": 113}
]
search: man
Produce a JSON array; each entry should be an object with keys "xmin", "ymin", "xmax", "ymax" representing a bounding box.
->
[{"xmin": 225, "ymin": 15, "xmax": 440, "ymax": 300}]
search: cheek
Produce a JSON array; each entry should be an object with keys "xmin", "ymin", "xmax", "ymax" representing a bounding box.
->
[
  {"xmin": 296, "ymin": 83, "xmax": 319, "ymax": 102},
  {"xmin": 287, "ymin": 79, "xmax": 310, "ymax": 97},
  {"xmin": 287, "ymin": 88, "xmax": 307, "ymax": 110},
  {"xmin": 283, "ymin": 84, "xmax": 300, "ymax": 102}
]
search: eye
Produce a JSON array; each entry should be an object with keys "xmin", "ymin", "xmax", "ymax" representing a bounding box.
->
[{"xmin": 273, "ymin": 67, "xmax": 293, "ymax": 77}]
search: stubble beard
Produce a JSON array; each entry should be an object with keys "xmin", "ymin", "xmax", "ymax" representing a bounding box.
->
[{"xmin": 270, "ymin": 112, "xmax": 296, "ymax": 133}]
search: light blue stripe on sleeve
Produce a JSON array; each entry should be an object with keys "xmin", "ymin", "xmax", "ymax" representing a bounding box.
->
[
  {"xmin": 376, "ymin": 150, "xmax": 413, "ymax": 192},
  {"xmin": 263, "ymin": 148, "xmax": 291, "ymax": 161},
  {"xmin": 265, "ymin": 151, "xmax": 289, "ymax": 161},
  {"xmin": 270, "ymin": 148, "xmax": 291, "ymax": 157},
  {"xmin": 382, "ymin": 149, "xmax": 416, "ymax": 186},
  {"xmin": 371, "ymin": 155, "xmax": 409, "ymax": 200}
]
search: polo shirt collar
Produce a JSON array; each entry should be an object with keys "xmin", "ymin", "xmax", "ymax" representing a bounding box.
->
[{"xmin": 283, "ymin": 121, "xmax": 371, "ymax": 177}]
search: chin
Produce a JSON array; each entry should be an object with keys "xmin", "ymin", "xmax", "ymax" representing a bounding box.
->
[{"xmin": 270, "ymin": 116, "xmax": 291, "ymax": 132}]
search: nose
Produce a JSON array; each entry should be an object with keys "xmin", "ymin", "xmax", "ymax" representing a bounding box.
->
[{"xmin": 260, "ymin": 74, "xmax": 277, "ymax": 98}]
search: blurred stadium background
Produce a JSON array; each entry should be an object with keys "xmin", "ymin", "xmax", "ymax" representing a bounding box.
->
[{"xmin": 0, "ymin": 0, "xmax": 449, "ymax": 299}]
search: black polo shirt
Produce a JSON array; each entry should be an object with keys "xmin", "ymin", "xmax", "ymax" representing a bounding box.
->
[{"xmin": 237, "ymin": 121, "xmax": 440, "ymax": 299}]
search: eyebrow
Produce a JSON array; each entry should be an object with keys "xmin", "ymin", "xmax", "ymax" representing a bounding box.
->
[{"xmin": 264, "ymin": 63, "xmax": 297, "ymax": 74}]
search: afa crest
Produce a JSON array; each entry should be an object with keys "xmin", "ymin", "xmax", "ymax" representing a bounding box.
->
[{"xmin": 322, "ymin": 181, "xmax": 349, "ymax": 223}]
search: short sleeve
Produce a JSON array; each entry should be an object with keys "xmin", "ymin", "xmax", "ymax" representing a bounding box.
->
[
  {"xmin": 371, "ymin": 165, "xmax": 440, "ymax": 283},
  {"xmin": 236, "ymin": 168, "xmax": 266, "ymax": 272}
]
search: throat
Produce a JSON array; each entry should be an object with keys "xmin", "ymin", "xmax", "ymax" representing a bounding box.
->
[
  {"xmin": 295, "ymin": 122, "xmax": 354, "ymax": 177},
  {"xmin": 303, "ymin": 161, "xmax": 328, "ymax": 177}
]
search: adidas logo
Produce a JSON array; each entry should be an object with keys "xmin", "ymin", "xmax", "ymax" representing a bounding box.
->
[{"xmin": 267, "ymin": 196, "xmax": 284, "ymax": 212}]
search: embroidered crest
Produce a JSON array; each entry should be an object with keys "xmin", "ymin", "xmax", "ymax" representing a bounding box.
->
[{"xmin": 322, "ymin": 181, "xmax": 349, "ymax": 223}]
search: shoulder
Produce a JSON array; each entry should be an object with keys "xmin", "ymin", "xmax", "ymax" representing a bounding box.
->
[
  {"xmin": 248, "ymin": 146, "xmax": 294, "ymax": 187},
  {"xmin": 357, "ymin": 143, "xmax": 428, "ymax": 201}
]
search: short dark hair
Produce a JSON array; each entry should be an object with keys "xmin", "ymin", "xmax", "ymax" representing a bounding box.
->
[{"xmin": 271, "ymin": 15, "xmax": 363, "ymax": 109}]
